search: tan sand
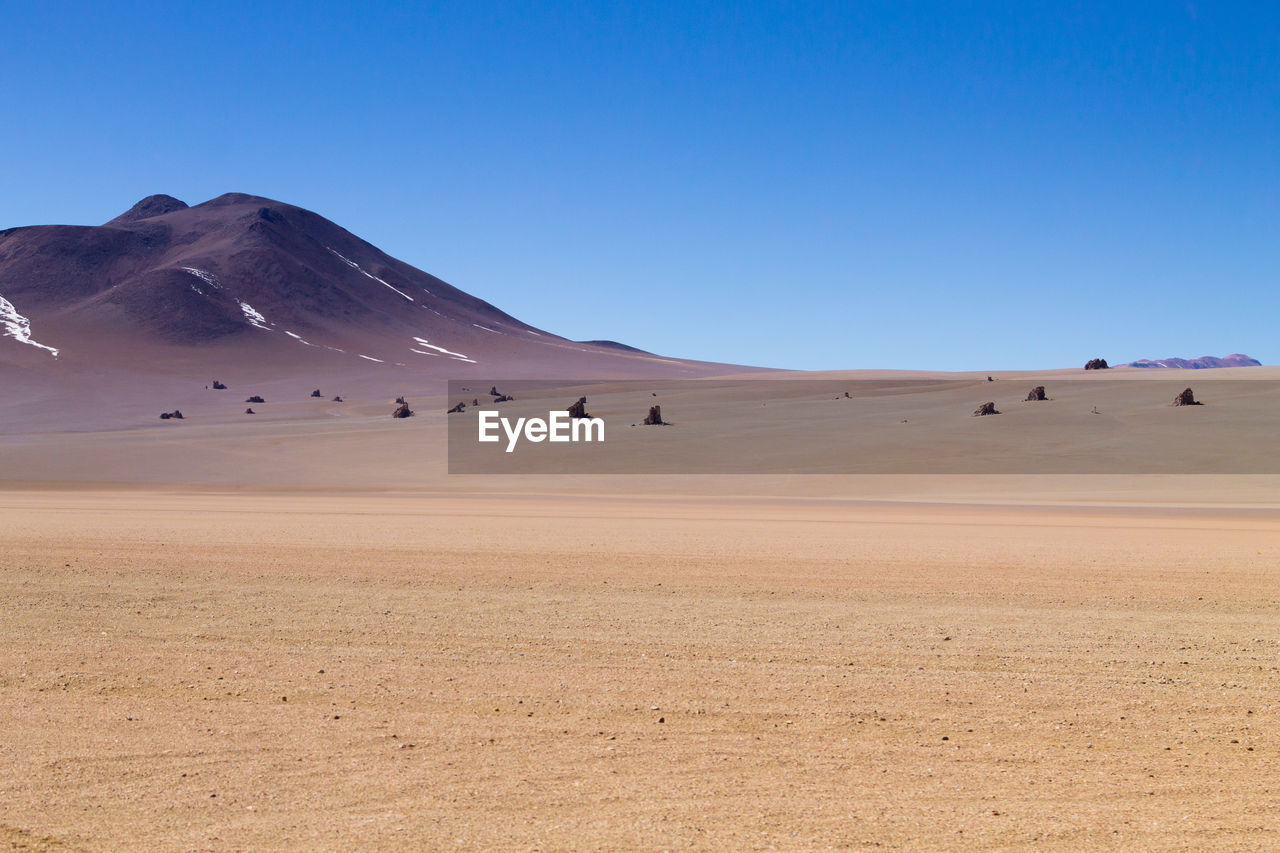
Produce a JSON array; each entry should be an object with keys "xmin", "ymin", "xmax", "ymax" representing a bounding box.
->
[{"xmin": 2, "ymin": 489, "xmax": 1278, "ymax": 850}]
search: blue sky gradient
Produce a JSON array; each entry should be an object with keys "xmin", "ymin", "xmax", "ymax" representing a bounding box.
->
[{"xmin": 3, "ymin": 2, "xmax": 1276, "ymax": 369}]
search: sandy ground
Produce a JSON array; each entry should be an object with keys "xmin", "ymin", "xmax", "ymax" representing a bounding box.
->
[{"xmin": 2, "ymin": 489, "xmax": 1278, "ymax": 851}]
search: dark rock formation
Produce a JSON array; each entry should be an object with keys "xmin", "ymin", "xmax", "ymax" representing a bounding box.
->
[
  {"xmin": 447, "ymin": 401, "xmax": 466, "ymax": 414},
  {"xmin": 494, "ymin": 394, "xmax": 513, "ymax": 403},
  {"xmin": 245, "ymin": 407, "xmax": 255, "ymax": 414},
  {"xmin": 311, "ymin": 389, "xmax": 322, "ymax": 397},
  {"xmin": 643, "ymin": 405, "xmax": 666, "ymax": 425},
  {"xmin": 246, "ymin": 395, "xmax": 265, "ymax": 404},
  {"xmin": 1172, "ymin": 388, "xmax": 1202, "ymax": 406},
  {"xmin": 973, "ymin": 402, "xmax": 1000, "ymax": 416},
  {"xmin": 159, "ymin": 409, "xmax": 184, "ymax": 420},
  {"xmin": 395, "ymin": 396, "xmax": 406, "ymax": 405},
  {"xmin": 472, "ymin": 398, "xmax": 479, "ymax": 406},
  {"xmin": 393, "ymin": 402, "xmax": 414, "ymax": 418},
  {"xmin": 1025, "ymin": 386, "xmax": 1047, "ymax": 401},
  {"xmin": 1084, "ymin": 358, "xmax": 1109, "ymax": 370},
  {"xmin": 489, "ymin": 386, "xmax": 501, "ymax": 397},
  {"xmin": 567, "ymin": 397, "xmax": 589, "ymax": 419},
  {"xmin": 211, "ymin": 380, "xmax": 227, "ymax": 390},
  {"xmin": 332, "ymin": 396, "xmax": 343, "ymax": 402}
]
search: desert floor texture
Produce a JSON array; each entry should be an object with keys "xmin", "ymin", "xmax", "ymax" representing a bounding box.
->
[
  {"xmin": 1, "ymin": 368, "xmax": 1278, "ymax": 850},
  {"xmin": 2, "ymin": 485, "xmax": 1279, "ymax": 851}
]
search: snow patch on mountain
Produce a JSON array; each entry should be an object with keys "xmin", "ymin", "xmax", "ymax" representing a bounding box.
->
[{"xmin": 0, "ymin": 293, "xmax": 59, "ymax": 356}]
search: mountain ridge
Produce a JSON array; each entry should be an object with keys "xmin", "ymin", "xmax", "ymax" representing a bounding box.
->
[
  {"xmin": 1121, "ymin": 354, "xmax": 1261, "ymax": 369},
  {"xmin": 0, "ymin": 193, "xmax": 719, "ymax": 378}
]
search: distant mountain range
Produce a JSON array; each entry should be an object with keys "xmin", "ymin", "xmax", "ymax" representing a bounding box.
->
[{"xmin": 1121, "ymin": 354, "xmax": 1261, "ymax": 369}]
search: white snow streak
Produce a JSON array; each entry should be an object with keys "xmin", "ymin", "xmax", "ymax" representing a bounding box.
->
[
  {"xmin": 472, "ymin": 323, "xmax": 502, "ymax": 334},
  {"xmin": 180, "ymin": 267, "xmax": 223, "ymax": 291},
  {"xmin": 411, "ymin": 336, "xmax": 475, "ymax": 363},
  {"xmin": 0, "ymin": 293, "xmax": 59, "ymax": 356},
  {"xmin": 327, "ymin": 247, "xmax": 414, "ymax": 302},
  {"xmin": 284, "ymin": 330, "xmax": 317, "ymax": 347},
  {"xmin": 358, "ymin": 354, "xmax": 385, "ymax": 363},
  {"xmin": 238, "ymin": 301, "xmax": 272, "ymax": 330}
]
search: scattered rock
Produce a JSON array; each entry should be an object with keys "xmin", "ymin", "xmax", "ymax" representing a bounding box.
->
[
  {"xmin": 159, "ymin": 410, "xmax": 184, "ymax": 420},
  {"xmin": 987, "ymin": 376, "xmax": 994, "ymax": 382},
  {"xmin": 245, "ymin": 395, "xmax": 265, "ymax": 404},
  {"xmin": 211, "ymin": 380, "xmax": 227, "ymax": 390},
  {"xmin": 447, "ymin": 401, "xmax": 466, "ymax": 414},
  {"xmin": 393, "ymin": 402, "xmax": 415, "ymax": 418},
  {"xmin": 844, "ymin": 391, "xmax": 851, "ymax": 398},
  {"xmin": 472, "ymin": 398, "xmax": 480, "ymax": 406},
  {"xmin": 394, "ymin": 396, "xmax": 406, "ymax": 405},
  {"xmin": 311, "ymin": 389, "xmax": 322, "ymax": 398},
  {"xmin": 1172, "ymin": 387, "xmax": 1202, "ymax": 406},
  {"xmin": 494, "ymin": 394, "xmax": 513, "ymax": 403},
  {"xmin": 567, "ymin": 397, "xmax": 590, "ymax": 419},
  {"xmin": 331, "ymin": 396, "xmax": 343, "ymax": 402},
  {"xmin": 1025, "ymin": 385, "xmax": 1047, "ymax": 401},
  {"xmin": 643, "ymin": 405, "xmax": 666, "ymax": 425},
  {"xmin": 1084, "ymin": 358, "xmax": 1110, "ymax": 370},
  {"xmin": 973, "ymin": 401, "xmax": 1000, "ymax": 416},
  {"xmin": 489, "ymin": 386, "xmax": 501, "ymax": 397},
  {"xmin": 245, "ymin": 408, "xmax": 256, "ymax": 415}
]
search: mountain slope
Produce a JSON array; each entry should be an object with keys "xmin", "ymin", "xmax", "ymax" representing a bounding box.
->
[{"xmin": 0, "ymin": 193, "xmax": 724, "ymax": 378}]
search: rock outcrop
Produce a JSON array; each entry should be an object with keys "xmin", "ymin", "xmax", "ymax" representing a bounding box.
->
[
  {"xmin": 447, "ymin": 401, "xmax": 466, "ymax": 414},
  {"xmin": 567, "ymin": 397, "xmax": 589, "ymax": 419},
  {"xmin": 311, "ymin": 389, "xmax": 322, "ymax": 398},
  {"xmin": 393, "ymin": 402, "xmax": 414, "ymax": 418},
  {"xmin": 643, "ymin": 405, "xmax": 666, "ymax": 425},
  {"xmin": 159, "ymin": 409, "xmax": 184, "ymax": 420},
  {"xmin": 973, "ymin": 402, "xmax": 1000, "ymax": 416},
  {"xmin": 1172, "ymin": 388, "xmax": 1202, "ymax": 406},
  {"xmin": 1025, "ymin": 386, "xmax": 1047, "ymax": 401},
  {"xmin": 246, "ymin": 395, "xmax": 265, "ymax": 404},
  {"xmin": 211, "ymin": 380, "xmax": 227, "ymax": 390},
  {"xmin": 1084, "ymin": 358, "xmax": 1109, "ymax": 370},
  {"xmin": 245, "ymin": 407, "xmax": 255, "ymax": 414}
]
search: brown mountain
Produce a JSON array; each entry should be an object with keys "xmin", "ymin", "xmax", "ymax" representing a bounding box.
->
[{"xmin": 0, "ymin": 192, "xmax": 724, "ymax": 377}]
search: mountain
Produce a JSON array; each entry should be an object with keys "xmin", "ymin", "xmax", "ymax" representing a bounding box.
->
[
  {"xmin": 0, "ymin": 193, "xmax": 724, "ymax": 378},
  {"xmin": 1122, "ymin": 354, "xmax": 1262, "ymax": 369}
]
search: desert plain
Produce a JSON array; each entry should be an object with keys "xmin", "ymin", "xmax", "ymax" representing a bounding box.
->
[{"xmin": 2, "ymin": 368, "xmax": 1279, "ymax": 851}]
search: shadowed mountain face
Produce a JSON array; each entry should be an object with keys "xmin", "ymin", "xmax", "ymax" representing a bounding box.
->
[
  {"xmin": 0, "ymin": 193, "xmax": 717, "ymax": 378},
  {"xmin": 1123, "ymin": 354, "xmax": 1261, "ymax": 369}
]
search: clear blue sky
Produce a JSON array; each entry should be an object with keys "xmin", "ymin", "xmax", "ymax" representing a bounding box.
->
[{"xmin": 3, "ymin": 1, "xmax": 1276, "ymax": 370}]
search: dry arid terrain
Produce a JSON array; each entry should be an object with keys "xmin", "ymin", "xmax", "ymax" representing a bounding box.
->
[
  {"xmin": 1, "ymin": 362, "xmax": 1278, "ymax": 850},
  {"xmin": 2, "ymin": 483, "xmax": 1279, "ymax": 851}
]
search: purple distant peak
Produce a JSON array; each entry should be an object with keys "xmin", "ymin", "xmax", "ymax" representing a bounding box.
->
[{"xmin": 1121, "ymin": 354, "xmax": 1261, "ymax": 369}]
